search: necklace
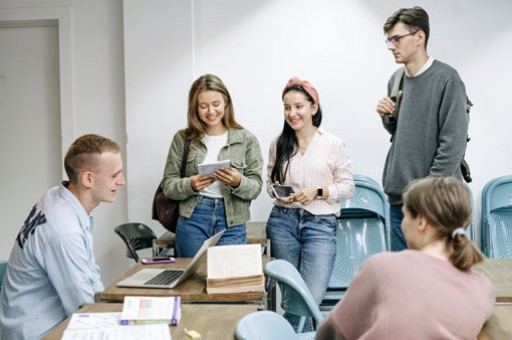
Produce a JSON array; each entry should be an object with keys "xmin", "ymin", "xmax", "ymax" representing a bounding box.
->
[{"xmin": 298, "ymin": 136, "xmax": 313, "ymax": 152}]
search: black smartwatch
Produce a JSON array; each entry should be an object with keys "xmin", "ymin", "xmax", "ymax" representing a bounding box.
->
[{"xmin": 317, "ymin": 186, "xmax": 323, "ymax": 198}]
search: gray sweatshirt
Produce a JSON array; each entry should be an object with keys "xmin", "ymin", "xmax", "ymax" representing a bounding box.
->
[{"xmin": 382, "ymin": 60, "xmax": 469, "ymax": 204}]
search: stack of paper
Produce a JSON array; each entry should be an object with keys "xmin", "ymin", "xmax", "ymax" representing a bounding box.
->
[
  {"xmin": 62, "ymin": 312, "xmax": 171, "ymax": 340},
  {"xmin": 206, "ymin": 244, "xmax": 265, "ymax": 294},
  {"xmin": 120, "ymin": 296, "xmax": 181, "ymax": 326}
]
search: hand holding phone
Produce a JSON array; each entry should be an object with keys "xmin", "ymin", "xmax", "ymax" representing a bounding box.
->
[
  {"xmin": 271, "ymin": 184, "xmax": 295, "ymax": 200},
  {"xmin": 141, "ymin": 257, "xmax": 176, "ymax": 265}
]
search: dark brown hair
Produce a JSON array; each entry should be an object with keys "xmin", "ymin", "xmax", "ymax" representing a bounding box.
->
[{"xmin": 384, "ymin": 6, "xmax": 430, "ymax": 49}]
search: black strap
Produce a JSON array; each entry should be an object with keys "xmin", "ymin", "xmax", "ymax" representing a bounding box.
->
[
  {"xmin": 390, "ymin": 67, "xmax": 405, "ymax": 119},
  {"xmin": 180, "ymin": 139, "xmax": 191, "ymax": 177}
]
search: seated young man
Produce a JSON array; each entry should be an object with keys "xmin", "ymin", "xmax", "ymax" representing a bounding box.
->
[{"xmin": 0, "ymin": 134, "xmax": 125, "ymax": 339}]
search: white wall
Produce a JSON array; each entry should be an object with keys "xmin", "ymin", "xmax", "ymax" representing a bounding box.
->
[
  {"xmin": 125, "ymin": 0, "xmax": 512, "ymax": 247},
  {"xmin": 1, "ymin": 0, "xmax": 511, "ymax": 288},
  {"xmin": 0, "ymin": 0, "xmax": 129, "ymax": 286}
]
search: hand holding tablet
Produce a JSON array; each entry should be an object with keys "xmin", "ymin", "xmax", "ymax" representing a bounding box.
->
[{"xmin": 198, "ymin": 160, "xmax": 231, "ymax": 175}]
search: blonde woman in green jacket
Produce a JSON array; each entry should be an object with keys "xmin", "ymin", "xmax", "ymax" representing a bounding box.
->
[{"xmin": 162, "ymin": 74, "xmax": 263, "ymax": 257}]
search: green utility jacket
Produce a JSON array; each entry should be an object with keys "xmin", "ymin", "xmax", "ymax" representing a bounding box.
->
[{"xmin": 162, "ymin": 128, "xmax": 263, "ymax": 227}]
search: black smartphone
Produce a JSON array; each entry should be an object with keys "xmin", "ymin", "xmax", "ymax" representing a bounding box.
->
[
  {"xmin": 141, "ymin": 256, "xmax": 176, "ymax": 265},
  {"xmin": 271, "ymin": 185, "xmax": 295, "ymax": 199}
]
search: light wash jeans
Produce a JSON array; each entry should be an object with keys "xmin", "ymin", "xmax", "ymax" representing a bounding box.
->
[
  {"xmin": 390, "ymin": 203, "xmax": 407, "ymax": 251},
  {"xmin": 266, "ymin": 206, "xmax": 336, "ymax": 332},
  {"xmin": 175, "ymin": 195, "xmax": 247, "ymax": 257}
]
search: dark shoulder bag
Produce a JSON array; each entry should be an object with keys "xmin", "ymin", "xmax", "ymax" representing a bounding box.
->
[{"xmin": 152, "ymin": 139, "xmax": 191, "ymax": 233}]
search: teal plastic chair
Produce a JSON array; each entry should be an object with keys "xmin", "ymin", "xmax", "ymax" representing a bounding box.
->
[
  {"xmin": 114, "ymin": 223, "xmax": 157, "ymax": 262},
  {"xmin": 264, "ymin": 259, "xmax": 324, "ymax": 334},
  {"xmin": 321, "ymin": 175, "xmax": 388, "ymax": 310},
  {"xmin": 235, "ymin": 311, "xmax": 315, "ymax": 340},
  {"xmin": 0, "ymin": 260, "xmax": 6, "ymax": 292},
  {"xmin": 481, "ymin": 176, "xmax": 512, "ymax": 258},
  {"xmin": 465, "ymin": 185, "xmax": 476, "ymax": 242}
]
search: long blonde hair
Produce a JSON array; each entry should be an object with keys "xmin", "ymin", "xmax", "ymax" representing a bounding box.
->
[
  {"xmin": 403, "ymin": 177, "xmax": 485, "ymax": 270},
  {"xmin": 183, "ymin": 74, "xmax": 242, "ymax": 140}
]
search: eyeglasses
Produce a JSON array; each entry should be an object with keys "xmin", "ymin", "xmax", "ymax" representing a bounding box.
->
[{"xmin": 385, "ymin": 31, "xmax": 418, "ymax": 47}]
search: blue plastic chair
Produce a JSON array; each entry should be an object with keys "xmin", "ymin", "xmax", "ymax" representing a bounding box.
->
[
  {"xmin": 264, "ymin": 260, "xmax": 324, "ymax": 334},
  {"xmin": 465, "ymin": 185, "xmax": 476, "ymax": 242},
  {"xmin": 481, "ymin": 175, "xmax": 512, "ymax": 258},
  {"xmin": 235, "ymin": 311, "xmax": 315, "ymax": 340},
  {"xmin": 321, "ymin": 175, "xmax": 388, "ymax": 310},
  {"xmin": 0, "ymin": 260, "xmax": 6, "ymax": 292}
]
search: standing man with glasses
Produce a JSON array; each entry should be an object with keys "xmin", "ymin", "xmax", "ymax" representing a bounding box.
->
[{"xmin": 376, "ymin": 6, "xmax": 469, "ymax": 251}]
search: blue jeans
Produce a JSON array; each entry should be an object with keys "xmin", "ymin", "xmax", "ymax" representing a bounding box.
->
[
  {"xmin": 266, "ymin": 206, "xmax": 337, "ymax": 332},
  {"xmin": 175, "ymin": 195, "xmax": 247, "ymax": 257},
  {"xmin": 390, "ymin": 203, "xmax": 407, "ymax": 251}
]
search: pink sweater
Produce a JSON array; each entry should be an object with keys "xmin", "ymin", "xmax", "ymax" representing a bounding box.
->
[{"xmin": 316, "ymin": 250, "xmax": 495, "ymax": 340}]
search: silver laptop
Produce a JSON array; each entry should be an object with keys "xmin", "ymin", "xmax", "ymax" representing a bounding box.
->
[{"xmin": 117, "ymin": 229, "xmax": 225, "ymax": 289}]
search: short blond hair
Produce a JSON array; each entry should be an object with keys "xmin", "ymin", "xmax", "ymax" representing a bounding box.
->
[{"xmin": 64, "ymin": 134, "xmax": 120, "ymax": 182}]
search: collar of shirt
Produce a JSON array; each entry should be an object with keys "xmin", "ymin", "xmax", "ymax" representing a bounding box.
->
[
  {"xmin": 58, "ymin": 181, "xmax": 93, "ymax": 233},
  {"xmin": 405, "ymin": 56, "xmax": 434, "ymax": 77}
]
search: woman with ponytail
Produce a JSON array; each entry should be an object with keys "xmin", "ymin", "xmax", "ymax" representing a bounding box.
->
[{"xmin": 317, "ymin": 176, "xmax": 495, "ymax": 339}]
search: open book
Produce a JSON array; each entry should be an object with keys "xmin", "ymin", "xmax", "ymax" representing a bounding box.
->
[
  {"xmin": 120, "ymin": 296, "xmax": 181, "ymax": 326},
  {"xmin": 206, "ymin": 244, "xmax": 265, "ymax": 294}
]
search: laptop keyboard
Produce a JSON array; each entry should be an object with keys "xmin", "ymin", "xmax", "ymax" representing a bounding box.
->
[{"xmin": 144, "ymin": 269, "xmax": 183, "ymax": 286}]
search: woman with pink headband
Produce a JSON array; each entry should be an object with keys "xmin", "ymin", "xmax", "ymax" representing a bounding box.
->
[{"xmin": 266, "ymin": 76, "xmax": 355, "ymax": 332}]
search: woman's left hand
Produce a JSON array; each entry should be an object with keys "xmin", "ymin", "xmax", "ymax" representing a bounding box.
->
[
  {"xmin": 214, "ymin": 167, "xmax": 241, "ymax": 188},
  {"xmin": 291, "ymin": 187, "xmax": 317, "ymax": 206}
]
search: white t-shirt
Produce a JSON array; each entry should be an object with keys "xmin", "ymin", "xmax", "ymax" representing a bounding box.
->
[{"xmin": 201, "ymin": 132, "xmax": 228, "ymax": 198}]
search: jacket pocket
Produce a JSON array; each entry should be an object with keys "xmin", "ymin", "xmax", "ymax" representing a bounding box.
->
[{"xmin": 231, "ymin": 160, "xmax": 247, "ymax": 174}]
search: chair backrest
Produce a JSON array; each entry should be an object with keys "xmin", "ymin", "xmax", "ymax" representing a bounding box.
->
[
  {"xmin": 114, "ymin": 222, "xmax": 157, "ymax": 262},
  {"xmin": 0, "ymin": 260, "xmax": 6, "ymax": 292},
  {"xmin": 321, "ymin": 175, "xmax": 388, "ymax": 310},
  {"xmin": 464, "ymin": 185, "xmax": 476, "ymax": 242},
  {"xmin": 481, "ymin": 176, "xmax": 512, "ymax": 258},
  {"xmin": 331, "ymin": 175, "xmax": 388, "ymax": 285},
  {"xmin": 343, "ymin": 175, "xmax": 389, "ymax": 242},
  {"xmin": 235, "ymin": 311, "xmax": 300, "ymax": 340},
  {"xmin": 264, "ymin": 260, "xmax": 324, "ymax": 326}
]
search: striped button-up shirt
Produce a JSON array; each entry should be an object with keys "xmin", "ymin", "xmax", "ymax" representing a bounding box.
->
[
  {"xmin": 0, "ymin": 182, "xmax": 104, "ymax": 339},
  {"xmin": 267, "ymin": 128, "xmax": 355, "ymax": 216}
]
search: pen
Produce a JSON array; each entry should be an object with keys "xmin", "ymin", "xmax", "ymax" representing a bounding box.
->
[{"xmin": 171, "ymin": 296, "xmax": 180, "ymax": 326}]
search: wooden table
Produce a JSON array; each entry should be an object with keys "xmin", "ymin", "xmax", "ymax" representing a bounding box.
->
[
  {"xmin": 474, "ymin": 259, "xmax": 512, "ymax": 303},
  {"xmin": 42, "ymin": 303, "xmax": 260, "ymax": 340},
  {"xmin": 153, "ymin": 221, "xmax": 269, "ymax": 257},
  {"xmin": 478, "ymin": 305, "xmax": 512, "ymax": 339},
  {"xmin": 43, "ymin": 304, "xmax": 512, "ymax": 340},
  {"xmin": 98, "ymin": 257, "xmax": 274, "ymax": 310}
]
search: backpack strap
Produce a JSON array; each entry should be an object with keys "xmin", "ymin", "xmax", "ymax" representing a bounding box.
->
[
  {"xmin": 384, "ymin": 67, "xmax": 405, "ymax": 142},
  {"xmin": 390, "ymin": 67, "xmax": 405, "ymax": 119}
]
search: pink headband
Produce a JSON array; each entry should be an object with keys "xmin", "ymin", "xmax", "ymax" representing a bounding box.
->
[{"xmin": 282, "ymin": 77, "xmax": 319, "ymax": 105}]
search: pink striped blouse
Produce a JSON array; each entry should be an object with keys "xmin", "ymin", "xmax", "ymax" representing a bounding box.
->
[{"xmin": 267, "ymin": 128, "xmax": 354, "ymax": 216}]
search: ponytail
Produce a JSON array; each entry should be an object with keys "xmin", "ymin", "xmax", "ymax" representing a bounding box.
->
[{"xmin": 449, "ymin": 229, "xmax": 485, "ymax": 271}]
